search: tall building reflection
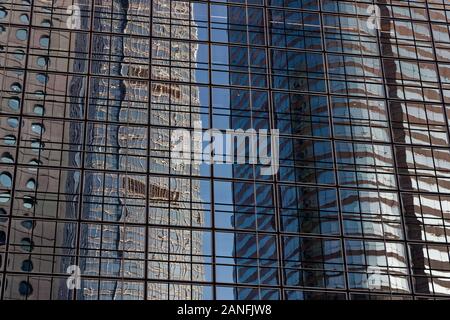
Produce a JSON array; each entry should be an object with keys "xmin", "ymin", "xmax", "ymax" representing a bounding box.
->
[{"xmin": 78, "ymin": 0, "xmax": 206, "ymax": 300}]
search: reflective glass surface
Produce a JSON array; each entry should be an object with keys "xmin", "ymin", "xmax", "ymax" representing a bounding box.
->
[{"xmin": 0, "ymin": 0, "xmax": 450, "ymax": 300}]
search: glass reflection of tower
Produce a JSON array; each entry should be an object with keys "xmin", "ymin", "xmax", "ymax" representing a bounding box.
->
[
  {"xmin": 220, "ymin": 0, "xmax": 450, "ymax": 300},
  {"xmin": 76, "ymin": 0, "xmax": 205, "ymax": 300},
  {"xmin": 146, "ymin": 0, "xmax": 205, "ymax": 301},
  {"xmin": 78, "ymin": 0, "xmax": 150, "ymax": 300}
]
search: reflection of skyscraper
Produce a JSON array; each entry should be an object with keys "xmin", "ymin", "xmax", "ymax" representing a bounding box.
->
[
  {"xmin": 78, "ymin": 0, "xmax": 205, "ymax": 300},
  {"xmin": 146, "ymin": 0, "xmax": 206, "ymax": 301},
  {"xmin": 221, "ymin": 0, "xmax": 450, "ymax": 300},
  {"xmin": 74, "ymin": 0, "xmax": 149, "ymax": 300}
]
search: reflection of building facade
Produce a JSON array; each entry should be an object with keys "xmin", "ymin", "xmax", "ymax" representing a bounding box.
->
[
  {"xmin": 224, "ymin": 0, "xmax": 450, "ymax": 300},
  {"xmin": 146, "ymin": 0, "xmax": 205, "ymax": 301},
  {"xmin": 78, "ymin": 0, "xmax": 205, "ymax": 300}
]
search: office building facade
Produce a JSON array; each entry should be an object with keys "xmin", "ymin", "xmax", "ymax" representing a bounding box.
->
[{"xmin": 0, "ymin": 0, "xmax": 450, "ymax": 300}]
